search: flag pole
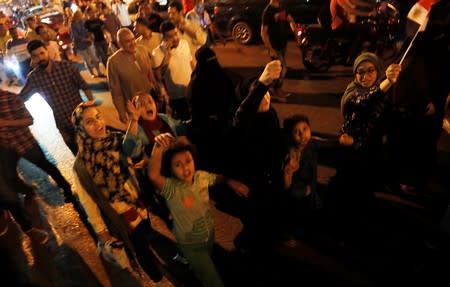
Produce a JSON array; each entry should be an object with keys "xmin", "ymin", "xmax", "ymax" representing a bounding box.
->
[{"xmin": 399, "ymin": 24, "xmax": 423, "ymax": 65}]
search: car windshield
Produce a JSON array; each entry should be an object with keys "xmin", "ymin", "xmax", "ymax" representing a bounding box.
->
[{"xmin": 24, "ymin": 5, "xmax": 44, "ymax": 17}]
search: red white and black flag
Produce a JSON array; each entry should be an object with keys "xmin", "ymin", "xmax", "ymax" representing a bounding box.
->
[
  {"xmin": 405, "ymin": 0, "xmax": 439, "ymax": 37},
  {"xmin": 399, "ymin": 0, "xmax": 440, "ymax": 63}
]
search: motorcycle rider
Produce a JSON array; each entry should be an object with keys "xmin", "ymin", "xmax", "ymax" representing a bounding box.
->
[
  {"xmin": 331, "ymin": 0, "xmax": 376, "ymax": 30},
  {"xmin": 330, "ymin": 0, "xmax": 377, "ymax": 64}
]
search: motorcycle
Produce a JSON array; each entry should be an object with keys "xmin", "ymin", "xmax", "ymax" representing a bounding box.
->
[
  {"xmin": 57, "ymin": 30, "xmax": 74, "ymax": 61},
  {"xmin": 297, "ymin": 0, "xmax": 402, "ymax": 73}
]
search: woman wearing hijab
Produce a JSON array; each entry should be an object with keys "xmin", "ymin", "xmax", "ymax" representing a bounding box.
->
[
  {"xmin": 328, "ymin": 52, "xmax": 401, "ymax": 242},
  {"xmin": 71, "ymin": 100, "xmax": 165, "ymax": 284},
  {"xmin": 187, "ymin": 45, "xmax": 237, "ymax": 171},
  {"xmin": 340, "ymin": 52, "xmax": 401, "ymax": 153},
  {"xmin": 338, "ymin": 52, "xmax": 401, "ymax": 188}
]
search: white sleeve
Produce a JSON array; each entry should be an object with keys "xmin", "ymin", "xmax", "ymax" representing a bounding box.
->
[{"xmin": 152, "ymin": 46, "xmax": 165, "ymax": 68}]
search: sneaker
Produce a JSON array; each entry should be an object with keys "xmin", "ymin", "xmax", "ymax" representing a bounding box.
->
[
  {"xmin": 25, "ymin": 227, "xmax": 49, "ymax": 244},
  {"xmin": 63, "ymin": 189, "xmax": 75, "ymax": 204},
  {"xmin": 0, "ymin": 210, "xmax": 9, "ymax": 236},
  {"xmin": 172, "ymin": 253, "xmax": 189, "ymax": 265}
]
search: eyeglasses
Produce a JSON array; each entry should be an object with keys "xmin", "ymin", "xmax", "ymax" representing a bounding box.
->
[{"xmin": 356, "ymin": 67, "xmax": 376, "ymax": 77}]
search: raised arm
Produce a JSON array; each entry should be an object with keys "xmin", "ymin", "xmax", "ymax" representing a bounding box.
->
[
  {"xmin": 122, "ymin": 99, "xmax": 145, "ymax": 157},
  {"xmin": 380, "ymin": 63, "xmax": 401, "ymax": 93},
  {"xmin": 233, "ymin": 60, "xmax": 282, "ymax": 129},
  {"xmin": 287, "ymin": 14, "xmax": 297, "ymax": 33},
  {"xmin": 148, "ymin": 133, "xmax": 175, "ymax": 191}
]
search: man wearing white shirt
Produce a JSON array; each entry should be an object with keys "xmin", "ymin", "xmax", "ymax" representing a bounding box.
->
[
  {"xmin": 167, "ymin": 0, "xmax": 206, "ymax": 64},
  {"xmin": 112, "ymin": 0, "xmax": 132, "ymax": 29},
  {"xmin": 152, "ymin": 20, "xmax": 192, "ymax": 120}
]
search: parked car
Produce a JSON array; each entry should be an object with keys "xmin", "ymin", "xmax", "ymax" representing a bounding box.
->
[{"xmin": 205, "ymin": 0, "xmax": 328, "ymax": 45}]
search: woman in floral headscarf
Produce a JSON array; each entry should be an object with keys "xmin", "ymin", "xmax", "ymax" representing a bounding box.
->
[{"xmin": 71, "ymin": 100, "xmax": 164, "ymax": 284}]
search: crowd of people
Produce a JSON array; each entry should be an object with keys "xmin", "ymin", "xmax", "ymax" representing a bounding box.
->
[{"xmin": 0, "ymin": 0, "xmax": 449, "ymax": 286}]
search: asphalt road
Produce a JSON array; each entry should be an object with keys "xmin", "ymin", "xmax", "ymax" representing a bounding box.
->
[{"xmin": 1, "ymin": 41, "xmax": 449, "ymax": 287}]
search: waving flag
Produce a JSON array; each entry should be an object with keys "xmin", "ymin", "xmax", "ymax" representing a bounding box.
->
[
  {"xmin": 406, "ymin": 0, "xmax": 439, "ymax": 36},
  {"xmin": 400, "ymin": 0, "xmax": 439, "ymax": 64}
]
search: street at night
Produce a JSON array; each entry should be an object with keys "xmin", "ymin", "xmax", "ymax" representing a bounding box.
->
[{"xmin": 1, "ymin": 40, "xmax": 449, "ymax": 287}]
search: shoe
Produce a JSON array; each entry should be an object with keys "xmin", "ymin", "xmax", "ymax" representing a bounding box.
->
[
  {"xmin": 384, "ymin": 183, "xmax": 417, "ymax": 196},
  {"xmin": 0, "ymin": 210, "xmax": 9, "ymax": 236},
  {"xmin": 399, "ymin": 184, "xmax": 415, "ymax": 193},
  {"xmin": 63, "ymin": 189, "xmax": 75, "ymax": 204},
  {"xmin": 25, "ymin": 227, "xmax": 49, "ymax": 244},
  {"xmin": 172, "ymin": 253, "xmax": 189, "ymax": 265},
  {"xmin": 278, "ymin": 232, "xmax": 298, "ymax": 248},
  {"xmin": 383, "ymin": 183, "xmax": 402, "ymax": 194}
]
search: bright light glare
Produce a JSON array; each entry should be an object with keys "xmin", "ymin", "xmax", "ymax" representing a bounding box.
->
[
  {"xmin": 25, "ymin": 93, "xmax": 56, "ymax": 128},
  {"xmin": 70, "ymin": 3, "xmax": 78, "ymax": 13},
  {"xmin": 5, "ymin": 59, "xmax": 20, "ymax": 74}
]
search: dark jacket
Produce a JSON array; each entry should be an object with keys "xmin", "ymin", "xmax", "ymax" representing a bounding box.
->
[{"xmin": 232, "ymin": 80, "xmax": 286, "ymax": 187}]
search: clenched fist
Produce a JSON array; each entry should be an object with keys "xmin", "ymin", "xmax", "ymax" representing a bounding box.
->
[{"xmin": 259, "ymin": 60, "xmax": 282, "ymax": 86}]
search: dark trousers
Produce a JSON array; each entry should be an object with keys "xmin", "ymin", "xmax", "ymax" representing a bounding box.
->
[
  {"xmin": 94, "ymin": 40, "xmax": 109, "ymax": 66},
  {"xmin": 236, "ymin": 177, "xmax": 283, "ymax": 249},
  {"xmin": 130, "ymin": 220, "xmax": 164, "ymax": 283},
  {"xmin": 56, "ymin": 122, "xmax": 78, "ymax": 156},
  {"xmin": 386, "ymin": 110, "xmax": 435, "ymax": 188},
  {"xmin": 0, "ymin": 150, "xmax": 32, "ymax": 231},
  {"xmin": 2, "ymin": 144, "xmax": 71, "ymax": 195},
  {"xmin": 270, "ymin": 48, "xmax": 287, "ymax": 89}
]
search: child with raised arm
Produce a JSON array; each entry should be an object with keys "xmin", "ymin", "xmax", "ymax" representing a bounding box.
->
[{"xmin": 148, "ymin": 133, "xmax": 249, "ymax": 287}]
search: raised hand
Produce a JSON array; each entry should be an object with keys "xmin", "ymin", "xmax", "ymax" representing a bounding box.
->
[
  {"xmin": 386, "ymin": 63, "xmax": 401, "ymax": 84},
  {"xmin": 126, "ymin": 99, "xmax": 141, "ymax": 122},
  {"xmin": 154, "ymin": 133, "xmax": 176, "ymax": 149},
  {"xmin": 258, "ymin": 60, "xmax": 282, "ymax": 86},
  {"xmin": 227, "ymin": 179, "xmax": 250, "ymax": 198}
]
